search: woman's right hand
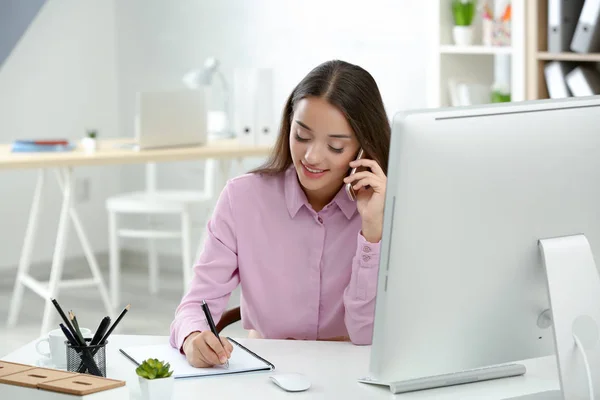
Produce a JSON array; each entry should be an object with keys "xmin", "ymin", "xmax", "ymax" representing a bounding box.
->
[{"xmin": 183, "ymin": 331, "xmax": 233, "ymax": 368}]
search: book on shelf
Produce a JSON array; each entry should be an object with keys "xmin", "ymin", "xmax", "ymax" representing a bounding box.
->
[{"xmin": 11, "ymin": 139, "xmax": 74, "ymax": 153}]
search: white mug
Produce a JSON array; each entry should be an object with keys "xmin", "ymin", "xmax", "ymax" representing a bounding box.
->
[{"xmin": 35, "ymin": 327, "xmax": 91, "ymax": 368}]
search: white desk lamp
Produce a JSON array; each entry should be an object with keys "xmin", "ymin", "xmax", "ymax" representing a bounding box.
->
[{"xmin": 182, "ymin": 57, "xmax": 233, "ymax": 139}]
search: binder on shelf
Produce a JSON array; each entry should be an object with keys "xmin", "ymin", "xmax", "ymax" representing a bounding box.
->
[
  {"xmin": 565, "ymin": 65, "xmax": 600, "ymax": 95},
  {"xmin": 571, "ymin": 0, "xmax": 600, "ymax": 53},
  {"xmin": 544, "ymin": 61, "xmax": 574, "ymax": 99},
  {"xmin": 548, "ymin": 0, "xmax": 585, "ymax": 52},
  {"xmin": 255, "ymin": 68, "xmax": 276, "ymax": 147},
  {"xmin": 233, "ymin": 67, "xmax": 276, "ymax": 146},
  {"xmin": 233, "ymin": 68, "xmax": 258, "ymax": 146}
]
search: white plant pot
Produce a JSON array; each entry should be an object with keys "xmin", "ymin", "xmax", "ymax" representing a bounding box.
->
[
  {"xmin": 81, "ymin": 137, "xmax": 97, "ymax": 153},
  {"xmin": 453, "ymin": 25, "xmax": 474, "ymax": 46},
  {"xmin": 138, "ymin": 376, "xmax": 174, "ymax": 400}
]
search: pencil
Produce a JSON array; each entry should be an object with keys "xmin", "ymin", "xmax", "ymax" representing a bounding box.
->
[
  {"xmin": 51, "ymin": 298, "xmax": 82, "ymax": 346},
  {"xmin": 99, "ymin": 304, "xmax": 130, "ymax": 344},
  {"xmin": 69, "ymin": 311, "xmax": 86, "ymax": 345}
]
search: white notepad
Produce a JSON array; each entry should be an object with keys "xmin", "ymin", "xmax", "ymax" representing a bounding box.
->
[{"xmin": 119, "ymin": 338, "xmax": 274, "ymax": 379}]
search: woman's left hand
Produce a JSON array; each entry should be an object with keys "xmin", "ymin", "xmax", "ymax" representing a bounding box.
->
[{"xmin": 343, "ymin": 158, "xmax": 387, "ymax": 243}]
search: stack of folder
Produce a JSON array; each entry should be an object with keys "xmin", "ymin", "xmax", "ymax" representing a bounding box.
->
[
  {"xmin": 549, "ymin": 0, "xmax": 600, "ymax": 53},
  {"xmin": 11, "ymin": 139, "xmax": 74, "ymax": 153},
  {"xmin": 545, "ymin": 0, "xmax": 600, "ymax": 98}
]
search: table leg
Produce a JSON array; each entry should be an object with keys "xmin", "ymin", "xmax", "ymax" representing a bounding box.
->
[
  {"xmin": 7, "ymin": 169, "xmax": 45, "ymax": 328},
  {"xmin": 108, "ymin": 210, "xmax": 120, "ymax": 309},
  {"xmin": 54, "ymin": 168, "xmax": 114, "ymax": 318},
  {"xmin": 181, "ymin": 209, "xmax": 192, "ymax": 290},
  {"xmin": 148, "ymin": 223, "xmax": 159, "ymax": 295},
  {"xmin": 235, "ymin": 157, "xmax": 244, "ymax": 176},
  {"xmin": 192, "ymin": 158, "xmax": 233, "ymax": 262},
  {"xmin": 40, "ymin": 168, "xmax": 74, "ymax": 334}
]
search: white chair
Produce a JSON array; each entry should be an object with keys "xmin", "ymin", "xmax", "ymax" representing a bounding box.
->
[{"xmin": 106, "ymin": 160, "xmax": 218, "ymax": 309}]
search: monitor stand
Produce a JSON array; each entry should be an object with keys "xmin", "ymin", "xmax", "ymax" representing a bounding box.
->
[
  {"xmin": 506, "ymin": 234, "xmax": 600, "ymax": 400},
  {"xmin": 358, "ymin": 362, "xmax": 527, "ymax": 394}
]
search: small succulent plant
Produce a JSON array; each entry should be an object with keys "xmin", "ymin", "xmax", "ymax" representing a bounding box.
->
[{"xmin": 135, "ymin": 358, "xmax": 173, "ymax": 379}]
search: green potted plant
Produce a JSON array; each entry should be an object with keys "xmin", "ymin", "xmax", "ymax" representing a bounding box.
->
[
  {"xmin": 136, "ymin": 358, "xmax": 174, "ymax": 400},
  {"xmin": 451, "ymin": 0, "xmax": 476, "ymax": 46}
]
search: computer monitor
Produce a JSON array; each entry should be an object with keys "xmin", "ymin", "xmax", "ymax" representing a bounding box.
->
[{"xmin": 363, "ymin": 95, "xmax": 600, "ymax": 397}]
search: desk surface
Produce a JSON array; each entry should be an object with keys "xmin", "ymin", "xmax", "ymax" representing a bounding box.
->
[
  {"xmin": 2, "ymin": 335, "xmax": 561, "ymax": 399},
  {"xmin": 0, "ymin": 139, "xmax": 272, "ymax": 170}
]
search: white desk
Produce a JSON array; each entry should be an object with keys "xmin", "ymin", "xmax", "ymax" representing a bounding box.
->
[
  {"xmin": 2, "ymin": 139, "xmax": 271, "ymax": 335},
  {"xmin": 2, "ymin": 335, "xmax": 562, "ymax": 399}
]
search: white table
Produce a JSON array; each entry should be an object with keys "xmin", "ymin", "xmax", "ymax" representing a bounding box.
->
[
  {"xmin": 1, "ymin": 139, "xmax": 271, "ymax": 335},
  {"xmin": 2, "ymin": 335, "xmax": 562, "ymax": 399}
]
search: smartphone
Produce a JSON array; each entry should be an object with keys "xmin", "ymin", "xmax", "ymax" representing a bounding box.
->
[{"xmin": 345, "ymin": 148, "xmax": 364, "ymax": 201}]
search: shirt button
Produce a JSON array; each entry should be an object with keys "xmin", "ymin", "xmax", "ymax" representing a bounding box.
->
[
  {"xmin": 362, "ymin": 254, "xmax": 371, "ymax": 262},
  {"xmin": 318, "ymin": 216, "xmax": 323, "ymax": 224},
  {"xmin": 363, "ymin": 245, "xmax": 371, "ymax": 253}
]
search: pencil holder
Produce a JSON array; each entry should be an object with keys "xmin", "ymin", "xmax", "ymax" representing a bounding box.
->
[
  {"xmin": 65, "ymin": 339, "xmax": 107, "ymax": 377},
  {"xmin": 491, "ymin": 20, "xmax": 511, "ymax": 46}
]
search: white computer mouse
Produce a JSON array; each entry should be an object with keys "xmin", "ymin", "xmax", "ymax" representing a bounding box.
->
[{"xmin": 269, "ymin": 373, "xmax": 311, "ymax": 392}]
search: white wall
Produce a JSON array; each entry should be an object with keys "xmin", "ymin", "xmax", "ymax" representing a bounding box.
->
[
  {"xmin": 0, "ymin": 0, "xmax": 120, "ymax": 268},
  {"xmin": 114, "ymin": 0, "xmax": 430, "ymax": 253}
]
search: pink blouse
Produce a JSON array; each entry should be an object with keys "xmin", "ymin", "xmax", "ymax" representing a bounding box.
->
[{"xmin": 169, "ymin": 166, "xmax": 380, "ymax": 350}]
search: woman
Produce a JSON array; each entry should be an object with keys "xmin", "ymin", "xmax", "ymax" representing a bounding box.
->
[{"xmin": 170, "ymin": 59, "xmax": 391, "ymax": 368}]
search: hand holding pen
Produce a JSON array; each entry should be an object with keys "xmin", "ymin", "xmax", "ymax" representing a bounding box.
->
[{"xmin": 182, "ymin": 300, "xmax": 233, "ymax": 368}]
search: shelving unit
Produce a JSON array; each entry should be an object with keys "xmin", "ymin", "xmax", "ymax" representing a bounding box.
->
[
  {"xmin": 537, "ymin": 52, "xmax": 600, "ymax": 62},
  {"xmin": 428, "ymin": 0, "xmax": 526, "ymax": 108},
  {"xmin": 439, "ymin": 44, "xmax": 513, "ymax": 55},
  {"xmin": 525, "ymin": 0, "xmax": 600, "ymax": 100}
]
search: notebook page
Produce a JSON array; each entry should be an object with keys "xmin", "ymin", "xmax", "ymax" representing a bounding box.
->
[{"xmin": 120, "ymin": 341, "xmax": 271, "ymax": 378}]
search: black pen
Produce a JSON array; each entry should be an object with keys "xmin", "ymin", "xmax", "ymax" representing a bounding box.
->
[
  {"xmin": 201, "ymin": 300, "xmax": 229, "ymax": 368},
  {"xmin": 90, "ymin": 316, "xmax": 111, "ymax": 346},
  {"xmin": 76, "ymin": 316, "xmax": 111, "ymax": 373}
]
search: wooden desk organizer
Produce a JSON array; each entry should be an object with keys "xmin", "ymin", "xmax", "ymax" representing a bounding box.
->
[{"xmin": 0, "ymin": 360, "xmax": 127, "ymax": 399}]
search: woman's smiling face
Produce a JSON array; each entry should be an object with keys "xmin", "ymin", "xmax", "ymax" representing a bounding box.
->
[{"xmin": 289, "ymin": 96, "xmax": 361, "ymax": 202}]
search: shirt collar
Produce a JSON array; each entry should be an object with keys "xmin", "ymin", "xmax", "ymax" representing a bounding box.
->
[{"xmin": 284, "ymin": 165, "xmax": 357, "ymax": 220}]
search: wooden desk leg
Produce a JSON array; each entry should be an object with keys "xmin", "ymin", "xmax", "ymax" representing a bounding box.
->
[{"xmin": 7, "ymin": 169, "xmax": 46, "ymax": 328}]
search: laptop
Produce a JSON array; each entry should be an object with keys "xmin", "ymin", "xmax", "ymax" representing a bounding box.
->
[{"xmin": 126, "ymin": 90, "xmax": 207, "ymax": 150}]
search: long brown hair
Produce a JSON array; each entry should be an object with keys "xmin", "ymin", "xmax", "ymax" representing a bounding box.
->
[{"xmin": 251, "ymin": 60, "xmax": 391, "ymax": 175}]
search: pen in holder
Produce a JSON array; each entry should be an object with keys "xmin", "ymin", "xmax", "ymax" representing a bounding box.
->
[{"xmin": 66, "ymin": 338, "xmax": 107, "ymax": 377}]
